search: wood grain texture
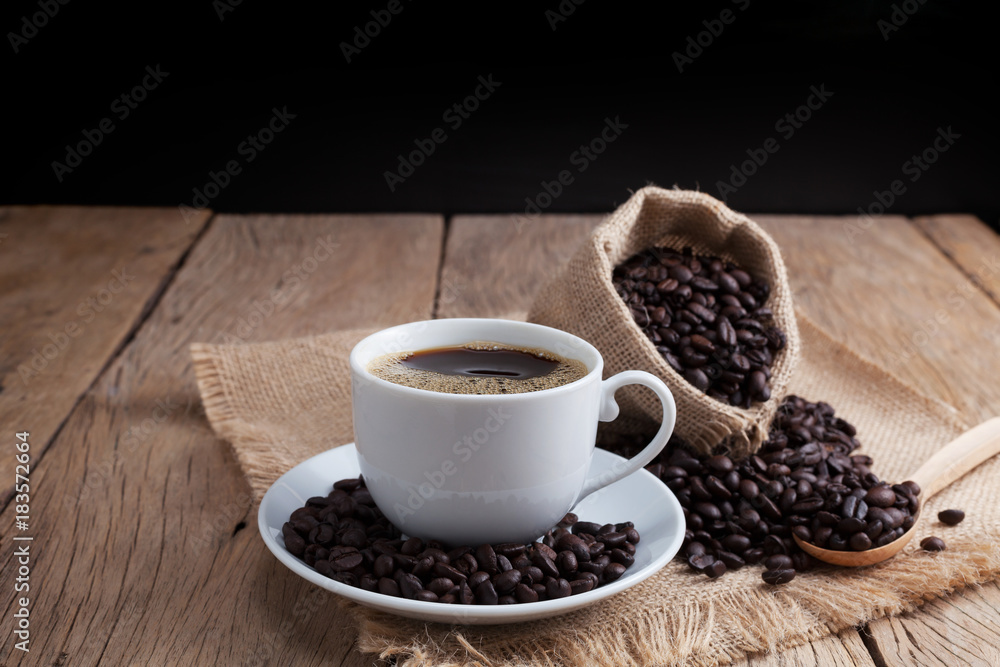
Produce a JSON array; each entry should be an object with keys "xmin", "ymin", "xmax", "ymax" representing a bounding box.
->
[
  {"xmin": 754, "ymin": 214, "xmax": 1000, "ymax": 667},
  {"xmin": 0, "ymin": 206, "xmax": 209, "ymax": 500},
  {"xmin": 437, "ymin": 215, "xmax": 603, "ymax": 320},
  {"xmin": 754, "ymin": 215, "xmax": 1000, "ymax": 426},
  {"xmin": 0, "ymin": 214, "xmax": 443, "ymax": 667},
  {"xmin": 744, "ymin": 630, "xmax": 876, "ymax": 666},
  {"xmin": 912, "ymin": 214, "xmax": 1000, "ymax": 306},
  {"xmin": 861, "ymin": 582, "xmax": 1000, "ymax": 667}
]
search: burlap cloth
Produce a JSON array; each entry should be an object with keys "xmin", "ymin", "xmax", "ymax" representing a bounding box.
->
[{"xmin": 191, "ymin": 315, "xmax": 1000, "ymax": 666}]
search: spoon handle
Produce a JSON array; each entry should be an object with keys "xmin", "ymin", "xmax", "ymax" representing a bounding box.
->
[{"xmin": 908, "ymin": 417, "xmax": 1000, "ymax": 500}]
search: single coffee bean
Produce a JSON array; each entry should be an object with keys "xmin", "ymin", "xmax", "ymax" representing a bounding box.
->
[
  {"xmin": 836, "ymin": 517, "xmax": 866, "ymax": 535},
  {"xmin": 762, "ymin": 568, "xmax": 796, "ymax": 585},
  {"xmin": 938, "ymin": 509, "xmax": 965, "ymax": 526},
  {"xmin": 493, "ymin": 568, "xmax": 522, "ymax": 594},
  {"xmin": 764, "ymin": 554, "xmax": 793, "ymax": 570},
  {"xmin": 546, "ymin": 578, "xmax": 572, "ymax": 599},
  {"xmin": 718, "ymin": 551, "xmax": 745, "ymax": 571},
  {"xmin": 475, "ymin": 544, "xmax": 499, "ymax": 574},
  {"xmin": 849, "ymin": 532, "xmax": 872, "ymax": 551},
  {"xmin": 515, "ymin": 583, "xmax": 539, "ymax": 603},
  {"xmin": 864, "ymin": 485, "xmax": 896, "ymax": 508},
  {"xmin": 378, "ymin": 577, "xmax": 400, "ymax": 597},
  {"xmin": 920, "ymin": 536, "xmax": 947, "ymax": 552},
  {"xmin": 572, "ymin": 522, "xmax": 602, "ymax": 537},
  {"xmin": 398, "ymin": 573, "xmax": 424, "ymax": 599},
  {"xmin": 702, "ymin": 560, "xmax": 726, "ymax": 578},
  {"xmin": 556, "ymin": 551, "xmax": 579, "ymax": 573},
  {"xmin": 476, "ymin": 581, "xmax": 499, "ymax": 604}
]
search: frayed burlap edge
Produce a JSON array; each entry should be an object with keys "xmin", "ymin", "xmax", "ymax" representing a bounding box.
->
[
  {"xmin": 350, "ymin": 537, "xmax": 1000, "ymax": 667},
  {"xmin": 527, "ymin": 186, "xmax": 800, "ymax": 459}
]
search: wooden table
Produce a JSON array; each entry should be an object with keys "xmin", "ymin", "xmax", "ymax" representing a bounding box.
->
[{"xmin": 2, "ymin": 207, "xmax": 998, "ymax": 666}]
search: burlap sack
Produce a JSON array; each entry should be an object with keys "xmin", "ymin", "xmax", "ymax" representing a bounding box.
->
[
  {"xmin": 528, "ymin": 186, "xmax": 800, "ymax": 458},
  {"xmin": 191, "ymin": 315, "xmax": 1000, "ymax": 667}
]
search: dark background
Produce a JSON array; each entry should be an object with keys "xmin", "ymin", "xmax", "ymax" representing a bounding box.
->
[{"xmin": 3, "ymin": 1, "xmax": 996, "ymax": 225}]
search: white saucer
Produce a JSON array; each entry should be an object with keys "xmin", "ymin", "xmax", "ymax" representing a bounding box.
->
[{"xmin": 258, "ymin": 443, "xmax": 684, "ymax": 625}]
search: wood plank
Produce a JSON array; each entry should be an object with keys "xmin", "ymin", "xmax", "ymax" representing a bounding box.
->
[
  {"xmin": 744, "ymin": 630, "xmax": 876, "ymax": 666},
  {"xmin": 852, "ymin": 215, "xmax": 1000, "ymax": 667},
  {"xmin": 0, "ymin": 206, "xmax": 210, "ymax": 502},
  {"xmin": 753, "ymin": 214, "xmax": 1000, "ymax": 667},
  {"xmin": 861, "ymin": 582, "xmax": 1000, "ymax": 667},
  {"xmin": 754, "ymin": 215, "xmax": 1000, "ymax": 426},
  {"xmin": 0, "ymin": 215, "xmax": 443, "ymax": 666},
  {"xmin": 912, "ymin": 214, "xmax": 1000, "ymax": 306},
  {"xmin": 437, "ymin": 214, "xmax": 604, "ymax": 320}
]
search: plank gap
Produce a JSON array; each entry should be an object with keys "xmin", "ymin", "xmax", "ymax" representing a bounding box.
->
[
  {"xmin": 0, "ymin": 213, "xmax": 214, "ymax": 515},
  {"xmin": 430, "ymin": 216, "xmax": 453, "ymax": 319},
  {"xmin": 860, "ymin": 624, "xmax": 890, "ymax": 667},
  {"xmin": 910, "ymin": 217, "xmax": 1000, "ymax": 313}
]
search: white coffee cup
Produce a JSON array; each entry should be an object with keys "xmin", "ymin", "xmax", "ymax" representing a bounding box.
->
[{"xmin": 349, "ymin": 318, "xmax": 676, "ymax": 545}]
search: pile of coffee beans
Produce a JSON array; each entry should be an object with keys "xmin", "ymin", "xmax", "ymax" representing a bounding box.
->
[
  {"xmin": 283, "ymin": 478, "xmax": 641, "ymax": 604},
  {"xmin": 613, "ymin": 247, "xmax": 786, "ymax": 408},
  {"xmin": 642, "ymin": 396, "xmax": 925, "ymax": 584}
]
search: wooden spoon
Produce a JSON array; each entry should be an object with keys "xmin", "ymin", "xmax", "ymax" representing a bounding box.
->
[{"xmin": 793, "ymin": 417, "xmax": 1000, "ymax": 567}]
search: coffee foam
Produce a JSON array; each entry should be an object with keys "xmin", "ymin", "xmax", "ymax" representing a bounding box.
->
[{"xmin": 366, "ymin": 341, "xmax": 588, "ymax": 395}]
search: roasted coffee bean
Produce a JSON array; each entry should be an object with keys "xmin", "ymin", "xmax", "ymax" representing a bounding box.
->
[
  {"xmin": 515, "ymin": 583, "xmax": 539, "ymax": 603},
  {"xmin": 703, "ymin": 560, "xmax": 727, "ymax": 578},
  {"xmin": 614, "ymin": 247, "xmax": 785, "ymax": 405},
  {"xmin": 468, "ymin": 571, "xmax": 491, "ymax": 589},
  {"xmin": 849, "ymin": 532, "xmax": 873, "ymax": 551},
  {"xmin": 761, "ymin": 568, "xmax": 796, "ymax": 585},
  {"xmin": 864, "ymin": 485, "xmax": 897, "ymax": 508},
  {"xmin": 283, "ymin": 530, "xmax": 306, "ymax": 556},
  {"xmin": 331, "ymin": 551, "xmax": 363, "ymax": 572},
  {"xmin": 476, "ymin": 580, "xmax": 499, "ymax": 605},
  {"xmin": 494, "ymin": 568, "xmax": 522, "ymax": 594},
  {"xmin": 572, "ymin": 522, "xmax": 603, "ymax": 537},
  {"xmin": 378, "ymin": 577, "xmax": 400, "ymax": 597},
  {"xmin": 398, "ymin": 573, "xmax": 424, "ymax": 599},
  {"xmin": 531, "ymin": 552, "xmax": 560, "ymax": 578},
  {"xmin": 557, "ymin": 550, "xmax": 579, "ymax": 573},
  {"xmin": 546, "ymin": 578, "xmax": 573, "ymax": 599},
  {"xmin": 920, "ymin": 536, "xmax": 947, "ymax": 552},
  {"xmin": 836, "ymin": 517, "xmax": 866, "ymax": 535},
  {"xmin": 938, "ymin": 509, "xmax": 965, "ymax": 525},
  {"xmin": 764, "ymin": 554, "xmax": 793, "ymax": 570},
  {"xmin": 718, "ymin": 551, "xmax": 745, "ymax": 571}
]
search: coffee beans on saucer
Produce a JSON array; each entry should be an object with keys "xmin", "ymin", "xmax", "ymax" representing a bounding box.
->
[
  {"xmin": 613, "ymin": 247, "xmax": 786, "ymax": 408},
  {"xmin": 283, "ymin": 480, "xmax": 641, "ymax": 604}
]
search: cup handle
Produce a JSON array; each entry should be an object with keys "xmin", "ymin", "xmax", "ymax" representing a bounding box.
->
[{"xmin": 577, "ymin": 370, "xmax": 676, "ymax": 500}]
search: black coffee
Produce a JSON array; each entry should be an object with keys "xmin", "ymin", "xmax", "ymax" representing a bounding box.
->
[{"xmin": 367, "ymin": 341, "xmax": 587, "ymax": 395}]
